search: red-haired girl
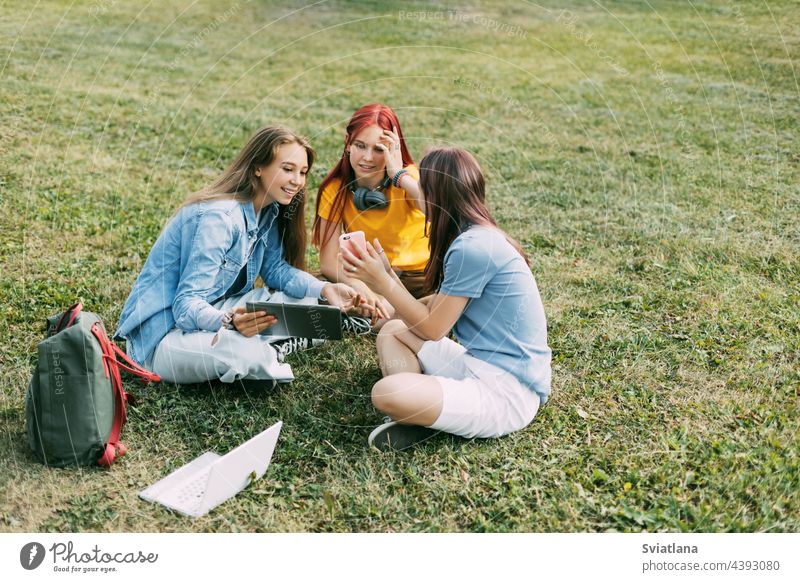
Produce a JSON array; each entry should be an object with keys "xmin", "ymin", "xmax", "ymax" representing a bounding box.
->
[
  {"xmin": 312, "ymin": 104, "xmax": 430, "ymax": 326},
  {"xmin": 340, "ymin": 147, "xmax": 551, "ymax": 450}
]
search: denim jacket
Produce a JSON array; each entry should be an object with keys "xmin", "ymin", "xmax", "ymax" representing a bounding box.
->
[{"xmin": 114, "ymin": 199, "xmax": 326, "ymax": 366}]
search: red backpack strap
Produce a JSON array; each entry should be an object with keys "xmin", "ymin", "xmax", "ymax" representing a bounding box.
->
[
  {"xmin": 90, "ymin": 321, "xmax": 160, "ymax": 467},
  {"xmin": 97, "ymin": 373, "xmax": 127, "ymax": 468},
  {"xmin": 110, "ymin": 343, "xmax": 161, "ymax": 383},
  {"xmin": 91, "ymin": 322, "xmax": 129, "ymax": 468}
]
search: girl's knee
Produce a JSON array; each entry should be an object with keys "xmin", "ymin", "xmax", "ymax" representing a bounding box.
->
[
  {"xmin": 377, "ymin": 318, "xmax": 426, "ymax": 355},
  {"xmin": 371, "ymin": 375, "xmax": 410, "ymax": 415},
  {"xmin": 372, "ymin": 374, "xmax": 443, "ymax": 426},
  {"xmin": 377, "ymin": 318, "xmax": 408, "ymax": 339}
]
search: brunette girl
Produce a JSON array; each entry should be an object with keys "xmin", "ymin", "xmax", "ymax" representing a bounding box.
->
[{"xmin": 340, "ymin": 147, "xmax": 551, "ymax": 450}]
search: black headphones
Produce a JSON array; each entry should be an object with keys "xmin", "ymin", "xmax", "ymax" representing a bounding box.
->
[{"xmin": 349, "ymin": 175, "xmax": 391, "ymax": 211}]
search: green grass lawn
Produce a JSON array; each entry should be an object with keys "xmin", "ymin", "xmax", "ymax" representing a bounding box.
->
[{"xmin": 1, "ymin": 0, "xmax": 797, "ymax": 532}]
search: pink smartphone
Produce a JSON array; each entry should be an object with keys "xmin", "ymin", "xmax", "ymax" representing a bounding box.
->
[{"xmin": 339, "ymin": 230, "xmax": 367, "ymax": 255}]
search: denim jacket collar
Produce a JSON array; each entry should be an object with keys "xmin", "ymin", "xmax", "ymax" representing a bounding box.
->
[
  {"xmin": 243, "ymin": 200, "xmax": 262, "ymax": 234},
  {"xmin": 253, "ymin": 201, "xmax": 279, "ymax": 234}
]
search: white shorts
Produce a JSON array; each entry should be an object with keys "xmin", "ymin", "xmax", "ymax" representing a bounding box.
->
[{"xmin": 418, "ymin": 337, "xmax": 540, "ymax": 439}]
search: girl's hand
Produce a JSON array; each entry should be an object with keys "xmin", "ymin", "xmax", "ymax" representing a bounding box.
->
[
  {"xmin": 375, "ymin": 295, "xmax": 395, "ymax": 321},
  {"xmin": 348, "ymin": 279, "xmax": 391, "ymax": 321},
  {"xmin": 339, "ymin": 239, "xmax": 394, "ymax": 295},
  {"xmin": 321, "ymin": 282, "xmax": 375, "ymax": 314},
  {"xmin": 372, "ymin": 238, "xmax": 394, "ymax": 275},
  {"xmin": 231, "ymin": 306, "xmax": 277, "ymax": 338},
  {"xmin": 376, "ymin": 125, "xmax": 403, "ymax": 177}
]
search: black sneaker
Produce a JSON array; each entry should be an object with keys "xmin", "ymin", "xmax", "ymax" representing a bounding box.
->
[
  {"xmin": 367, "ymin": 420, "xmax": 439, "ymax": 451},
  {"xmin": 341, "ymin": 315, "xmax": 372, "ymax": 335}
]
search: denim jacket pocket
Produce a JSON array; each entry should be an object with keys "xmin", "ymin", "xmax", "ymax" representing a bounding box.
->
[{"xmin": 219, "ymin": 251, "xmax": 243, "ymax": 273}]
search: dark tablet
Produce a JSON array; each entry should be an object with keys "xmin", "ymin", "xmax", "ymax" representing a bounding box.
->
[{"xmin": 245, "ymin": 302, "xmax": 343, "ymax": 340}]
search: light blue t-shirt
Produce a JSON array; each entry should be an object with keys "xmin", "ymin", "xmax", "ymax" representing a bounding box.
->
[{"xmin": 440, "ymin": 226, "xmax": 551, "ymax": 402}]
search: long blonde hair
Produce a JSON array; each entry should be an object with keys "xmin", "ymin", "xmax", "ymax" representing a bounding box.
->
[{"xmin": 182, "ymin": 126, "xmax": 315, "ymax": 269}]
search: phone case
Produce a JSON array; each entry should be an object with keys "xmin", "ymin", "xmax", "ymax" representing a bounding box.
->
[{"xmin": 339, "ymin": 231, "xmax": 367, "ymax": 254}]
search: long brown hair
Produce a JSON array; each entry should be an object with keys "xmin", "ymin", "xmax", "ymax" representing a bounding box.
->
[
  {"xmin": 181, "ymin": 126, "xmax": 315, "ymax": 269},
  {"xmin": 419, "ymin": 147, "xmax": 530, "ymax": 293},
  {"xmin": 312, "ymin": 103, "xmax": 413, "ymax": 247}
]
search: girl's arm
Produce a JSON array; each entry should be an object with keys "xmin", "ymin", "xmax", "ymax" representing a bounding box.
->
[
  {"xmin": 319, "ymin": 216, "xmax": 392, "ymax": 319},
  {"xmin": 395, "ymin": 172, "xmax": 424, "ymax": 213},
  {"xmin": 378, "ymin": 127, "xmax": 425, "ymax": 213},
  {"xmin": 172, "ymin": 210, "xmax": 289, "ymax": 335},
  {"xmin": 340, "ymin": 240, "xmax": 468, "ymax": 340},
  {"xmin": 381, "ymin": 280, "xmax": 467, "ymax": 341},
  {"xmin": 173, "ymin": 208, "xmax": 235, "ymax": 332},
  {"xmin": 392, "ymin": 172, "xmax": 425, "ymax": 214}
]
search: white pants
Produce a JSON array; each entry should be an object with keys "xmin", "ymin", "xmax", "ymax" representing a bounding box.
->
[{"xmin": 150, "ymin": 288, "xmax": 318, "ymax": 384}]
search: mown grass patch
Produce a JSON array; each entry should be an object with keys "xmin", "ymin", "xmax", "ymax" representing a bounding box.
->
[{"xmin": 1, "ymin": 0, "xmax": 797, "ymax": 532}]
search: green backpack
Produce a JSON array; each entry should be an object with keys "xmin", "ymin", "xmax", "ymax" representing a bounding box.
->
[{"xmin": 25, "ymin": 303, "xmax": 160, "ymax": 468}]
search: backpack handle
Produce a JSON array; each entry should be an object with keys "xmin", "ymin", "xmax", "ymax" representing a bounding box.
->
[{"xmin": 52, "ymin": 302, "xmax": 83, "ymax": 335}]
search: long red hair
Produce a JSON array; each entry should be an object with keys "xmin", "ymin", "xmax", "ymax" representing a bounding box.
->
[
  {"xmin": 312, "ymin": 103, "xmax": 413, "ymax": 247},
  {"xmin": 419, "ymin": 147, "xmax": 530, "ymax": 294}
]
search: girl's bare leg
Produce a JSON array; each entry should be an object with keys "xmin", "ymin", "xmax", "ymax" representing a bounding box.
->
[
  {"xmin": 375, "ymin": 318, "xmax": 424, "ymax": 376},
  {"xmin": 373, "ymin": 319, "xmax": 442, "ymax": 426}
]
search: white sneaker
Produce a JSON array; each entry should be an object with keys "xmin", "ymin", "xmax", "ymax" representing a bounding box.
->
[
  {"xmin": 272, "ymin": 337, "xmax": 312, "ymax": 361},
  {"xmin": 341, "ymin": 315, "xmax": 372, "ymax": 335}
]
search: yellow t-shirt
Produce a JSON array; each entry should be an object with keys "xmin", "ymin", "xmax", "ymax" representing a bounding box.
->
[{"xmin": 317, "ymin": 165, "xmax": 430, "ymax": 272}]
